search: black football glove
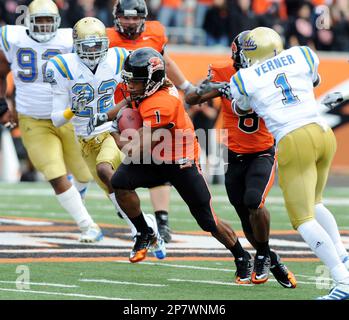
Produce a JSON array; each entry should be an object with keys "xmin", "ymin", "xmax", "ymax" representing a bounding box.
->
[
  {"xmin": 322, "ymin": 92, "xmax": 345, "ymax": 109},
  {"xmin": 87, "ymin": 113, "xmax": 108, "ymax": 135}
]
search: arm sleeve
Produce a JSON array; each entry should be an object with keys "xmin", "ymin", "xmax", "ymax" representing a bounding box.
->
[
  {"xmin": 0, "ymin": 26, "xmax": 12, "ymax": 63},
  {"xmin": 46, "ymin": 60, "xmax": 71, "ymax": 127},
  {"xmin": 230, "ymin": 73, "xmax": 251, "ymax": 111},
  {"xmin": 299, "ymin": 46, "xmax": 320, "ymax": 83}
]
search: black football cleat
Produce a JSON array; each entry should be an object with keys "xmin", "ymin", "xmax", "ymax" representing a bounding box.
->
[
  {"xmin": 270, "ymin": 252, "xmax": 297, "ymax": 288},
  {"xmin": 252, "ymin": 255, "xmax": 271, "ymax": 284},
  {"xmin": 235, "ymin": 251, "xmax": 254, "ymax": 284}
]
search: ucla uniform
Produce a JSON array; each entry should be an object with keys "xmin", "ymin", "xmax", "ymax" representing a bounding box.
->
[
  {"xmin": 230, "ymin": 46, "xmax": 336, "ymax": 229},
  {"xmin": 0, "ymin": 25, "xmax": 92, "ymax": 182},
  {"xmin": 47, "ymin": 47, "xmax": 128, "ymax": 192}
]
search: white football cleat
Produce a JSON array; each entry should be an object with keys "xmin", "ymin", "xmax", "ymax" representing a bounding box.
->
[
  {"xmin": 317, "ymin": 282, "xmax": 349, "ymax": 300},
  {"xmin": 144, "ymin": 214, "xmax": 166, "ymax": 260},
  {"xmin": 79, "ymin": 223, "xmax": 103, "ymax": 243}
]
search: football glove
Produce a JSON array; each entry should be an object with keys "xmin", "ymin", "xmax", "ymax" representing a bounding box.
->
[
  {"xmin": 71, "ymin": 90, "xmax": 89, "ymax": 114},
  {"xmin": 196, "ymin": 76, "xmax": 232, "ymax": 99},
  {"xmin": 87, "ymin": 113, "xmax": 108, "ymax": 135},
  {"xmin": 322, "ymin": 92, "xmax": 344, "ymax": 109}
]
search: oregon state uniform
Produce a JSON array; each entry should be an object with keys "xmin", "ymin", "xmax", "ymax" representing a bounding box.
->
[
  {"xmin": 111, "ymin": 85, "xmax": 219, "ymax": 232},
  {"xmin": 107, "ymin": 21, "xmax": 168, "ymax": 104},
  {"xmin": 210, "ymin": 61, "xmax": 276, "ymax": 210},
  {"xmin": 0, "ymin": 25, "xmax": 91, "ymax": 182},
  {"xmin": 47, "ymin": 47, "xmax": 128, "ymax": 193},
  {"xmin": 230, "ymin": 45, "xmax": 334, "ymax": 229}
]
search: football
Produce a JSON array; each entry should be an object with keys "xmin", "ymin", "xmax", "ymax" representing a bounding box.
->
[{"xmin": 117, "ymin": 107, "xmax": 143, "ymax": 132}]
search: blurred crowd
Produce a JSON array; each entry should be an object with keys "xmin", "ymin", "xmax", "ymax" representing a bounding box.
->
[{"xmin": 0, "ymin": 0, "xmax": 348, "ymax": 51}]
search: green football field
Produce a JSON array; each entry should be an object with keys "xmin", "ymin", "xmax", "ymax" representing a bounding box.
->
[{"xmin": 0, "ymin": 181, "xmax": 348, "ymax": 300}]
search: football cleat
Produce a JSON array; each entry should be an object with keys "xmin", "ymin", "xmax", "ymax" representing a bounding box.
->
[
  {"xmin": 79, "ymin": 223, "xmax": 103, "ymax": 243},
  {"xmin": 155, "ymin": 214, "xmax": 172, "ymax": 243},
  {"xmin": 235, "ymin": 251, "xmax": 254, "ymax": 284},
  {"xmin": 144, "ymin": 214, "xmax": 167, "ymax": 259},
  {"xmin": 317, "ymin": 282, "xmax": 349, "ymax": 300},
  {"xmin": 252, "ymin": 255, "xmax": 271, "ymax": 284},
  {"xmin": 270, "ymin": 253, "xmax": 297, "ymax": 289},
  {"xmin": 129, "ymin": 230, "xmax": 166, "ymax": 263}
]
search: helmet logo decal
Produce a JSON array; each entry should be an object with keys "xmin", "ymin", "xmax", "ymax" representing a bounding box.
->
[
  {"xmin": 124, "ymin": 9, "xmax": 138, "ymax": 16},
  {"xmin": 148, "ymin": 57, "xmax": 164, "ymax": 72},
  {"xmin": 231, "ymin": 42, "xmax": 238, "ymax": 53},
  {"xmin": 242, "ymin": 38, "xmax": 257, "ymax": 51}
]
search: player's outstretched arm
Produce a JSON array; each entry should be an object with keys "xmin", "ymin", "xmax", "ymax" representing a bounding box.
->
[
  {"xmin": 163, "ymin": 52, "xmax": 195, "ymax": 94},
  {"xmin": 322, "ymin": 91, "xmax": 349, "ymax": 109},
  {"xmin": 0, "ymin": 50, "xmax": 15, "ymax": 127}
]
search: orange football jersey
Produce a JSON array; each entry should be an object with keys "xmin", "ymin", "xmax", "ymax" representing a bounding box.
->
[
  {"xmin": 210, "ymin": 61, "xmax": 274, "ymax": 154},
  {"xmin": 137, "ymin": 86, "xmax": 199, "ymax": 163},
  {"xmin": 107, "ymin": 20, "xmax": 168, "ymax": 104},
  {"xmin": 107, "ymin": 20, "xmax": 168, "ymax": 53}
]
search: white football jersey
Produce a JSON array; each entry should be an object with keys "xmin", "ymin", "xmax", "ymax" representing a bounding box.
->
[
  {"xmin": 0, "ymin": 25, "xmax": 73, "ymax": 119},
  {"xmin": 47, "ymin": 47, "xmax": 129, "ymax": 137},
  {"xmin": 230, "ymin": 46, "xmax": 328, "ymax": 144}
]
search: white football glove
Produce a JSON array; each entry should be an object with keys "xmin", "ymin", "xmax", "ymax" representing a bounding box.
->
[
  {"xmin": 71, "ymin": 90, "xmax": 89, "ymax": 114},
  {"xmin": 322, "ymin": 92, "xmax": 344, "ymax": 109},
  {"xmin": 87, "ymin": 113, "xmax": 108, "ymax": 135}
]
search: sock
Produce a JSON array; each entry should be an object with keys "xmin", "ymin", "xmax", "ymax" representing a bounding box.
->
[
  {"xmin": 255, "ymin": 241, "xmax": 270, "ymax": 257},
  {"xmin": 109, "ymin": 193, "xmax": 137, "ymax": 238},
  {"xmin": 73, "ymin": 180, "xmax": 89, "ymax": 201},
  {"xmin": 269, "ymin": 250, "xmax": 278, "ymax": 266},
  {"xmin": 130, "ymin": 214, "xmax": 153, "ymax": 235},
  {"xmin": 315, "ymin": 203, "xmax": 348, "ymax": 261},
  {"xmin": 56, "ymin": 185, "xmax": 93, "ymax": 231},
  {"xmin": 298, "ymin": 219, "xmax": 349, "ymax": 282},
  {"xmin": 155, "ymin": 210, "xmax": 169, "ymax": 223},
  {"xmin": 230, "ymin": 240, "xmax": 246, "ymax": 259}
]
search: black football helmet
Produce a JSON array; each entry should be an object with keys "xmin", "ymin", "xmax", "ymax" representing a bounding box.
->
[
  {"xmin": 231, "ymin": 30, "xmax": 251, "ymax": 70},
  {"xmin": 121, "ymin": 47, "xmax": 166, "ymax": 102},
  {"xmin": 113, "ymin": 0, "xmax": 148, "ymax": 39}
]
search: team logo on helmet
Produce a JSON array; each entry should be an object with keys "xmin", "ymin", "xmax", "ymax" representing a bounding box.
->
[
  {"xmin": 242, "ymin": 38, "xmax": 257, "ymax": 51},
  {"xmin": 148, "ymin": 57, "xmax": 164, "ymax": 72}
]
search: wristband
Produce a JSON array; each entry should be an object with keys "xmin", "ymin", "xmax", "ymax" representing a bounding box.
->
[
  {"xmin": 63, "ymin": 108, "xmax": 74, "ymax": 120},
  {"xmin": 178, "ymin": 80, "xmax": 190, "ymax": 91}
]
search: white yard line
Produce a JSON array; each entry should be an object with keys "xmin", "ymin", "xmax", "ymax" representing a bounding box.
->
[
  {"xmin": 79, "ymin": 278, "xmax": 167, "ymax": 287},
  {"xmin": 169, "ymin": 278, "xmax": 318, "ymax": 286},
  {"xmin": 114, "ymin": 260, "xmax": 328, "ymax": 281},
  {"xmin": 0, "ymin": 281, "xmax": 78, "ymax": 288},
  {"xmin": 168, "ymin": 278, "xmax": 253, "ymax": 286},
  {"xmin": 0, "ymin": 287, "xmax": 127, "ymax": 300},
  {"xmin": 2, "ymin": 188, "xmax": 349, "ymax": 206}
]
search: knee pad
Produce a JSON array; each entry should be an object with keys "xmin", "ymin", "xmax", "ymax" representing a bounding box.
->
[{"xmin": 244, "ymin": 188, "xmax": 263, "ymax": 209}]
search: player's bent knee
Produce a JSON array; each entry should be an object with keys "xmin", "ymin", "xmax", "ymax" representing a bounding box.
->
[
  {"xmin": 190, "ymin": 205, "xmax": 218, "ymax": 233},
  {"xmin": 244, "ymin": 189, "xmax": 263, "ymax": 209},
  {"xmin": 96, "ymin": 163, "xmax": 113, "ymax": 182},
  {"xmin": 111, "ymin": 170, "xmax": 129, "ymax": 190}
]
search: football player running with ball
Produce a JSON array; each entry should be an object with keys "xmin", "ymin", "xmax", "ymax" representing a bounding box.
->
[
  {"xmin": 185, "ymin": 30, "xmax": 297, "ymax": 288},
  {"xmin": 47, "ymin": 17, "xmax": 164, "ymax": 258},
  {"xmin": 95, "ymin": 0, "xmax": 196, "ymax": 243},
  {"xmin": 230, "ymin": 27, "xmax": 349, "ymax": 300},
  {"xmin": 0, "ymin": 0, "xmax": 101, "ymax": 243},
  {"xmin": 110, "ymin": 47, "xmax": 250, "ymax": 267}
]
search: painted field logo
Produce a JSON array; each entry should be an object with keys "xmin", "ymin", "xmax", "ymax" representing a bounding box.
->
[{"xmin": 0, "ymin": 217, "xmax": 348, "ymax": 263}]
